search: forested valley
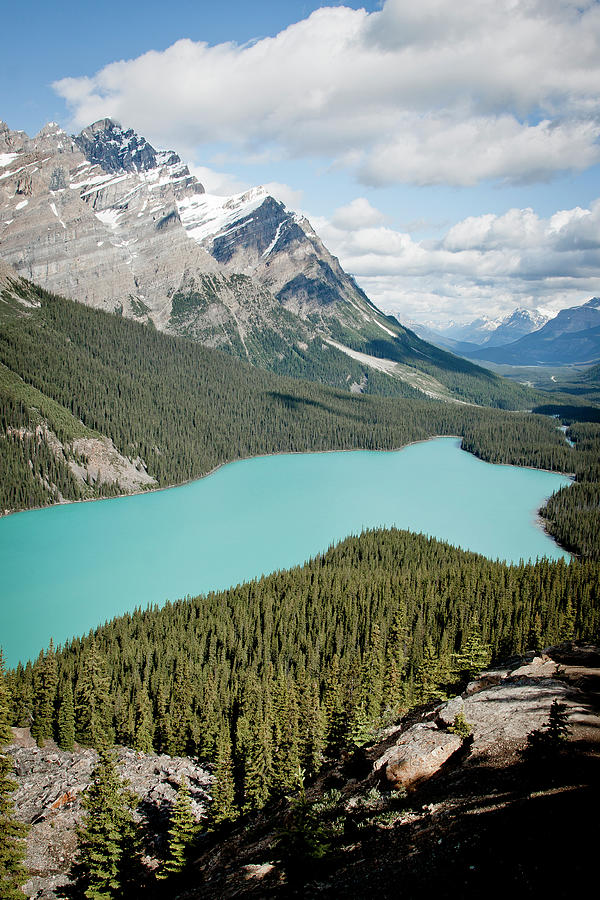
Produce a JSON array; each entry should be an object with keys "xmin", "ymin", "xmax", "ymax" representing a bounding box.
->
[
  {"xmin": 1, "ymin": 278, "xmax": 599, "ymax": 897},
  {"xmin": 1, "ymin": 279, "xmax": 599, "ymax": 558}
]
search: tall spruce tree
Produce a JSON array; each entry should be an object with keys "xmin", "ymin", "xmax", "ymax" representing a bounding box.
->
[
  {"xmin": 58, "ymin": 681, "xmax": 75, "ymax": 751},
  {"xmin": 453, "ymin": 618, "xmax": 491, "ymax": 679},
  {"xmin": 31, "ymin": 641, "xmax": 58, "ymax": 747},
  {"xmin": 209, "ymin": 733, "xmax": 238, "ymax": 828},
  {"xmin": 159, "ymin": 778, "xmax": 199, "ymax": 879},
  {"xmin": 75, "ymin": 641, "xmax": 113, "ymax": 748},
  {"xmin": 70, "ymin": 748, "xmax": 141, "ymax": 899},
  {"xmin": 0, "ymin": 650, "xmax": 29, "ymax": 899}
]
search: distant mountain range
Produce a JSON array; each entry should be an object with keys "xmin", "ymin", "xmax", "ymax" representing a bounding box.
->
[
  {"xmin": 463, "ymin": 298, "xmax": 600, "ymax": 365},
  {"xmin": 0, "ymin": 117, "xmax": 530, "ymax": 407},
  {"xmin": 410, "ymin": 308, "xmax": 550, "ymax": 351},
  {"xmin": 411, "ymin": 301, "xmax": 600, "ymax": 366}
]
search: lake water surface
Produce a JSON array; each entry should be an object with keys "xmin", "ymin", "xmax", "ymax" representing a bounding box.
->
[{"xmin": 0, "ymin": 438, "xmax": 571, "ymax": 666}]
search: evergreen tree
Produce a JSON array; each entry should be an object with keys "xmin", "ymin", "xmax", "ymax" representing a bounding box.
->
[
  {"xmin": 559, "ymin": 599, "xmax": 576, "ymax": 642},
  {"xmin": 209, "ymin": 733, "xmax": 238, "ymax": 828},
  {"xmin": 527, "ymin": 612, "xmax": 543, "ymax": 652},
  {"xmin": 159, "ymin": 778, "xmax": 199, "ymax": 879},
  {"xmin": 166, "ymin": 657, "xmax": 192, "ymax": 756},
  {"xmin": 0, "ymin": 650, "xmax": 29, "ymax": 899},
  {"xmin": 132, "ymin": 690, "xmax": 154, "ymax": 754},
  {"xmin": 70, "ymin": 748, "xmax": 141, "ymax": 899},
  {"xmin": 414, "ymin": 639, "xmax": 449, "ymax": 704},
  {"xmin": 58, "ymin": 681, "xmax": 75, "ymax": 751},
  {"xmin": 278, "ymin": 769, "xmax": 330, "ymax": 877},
  {"xmin": 453, "ymin": 618, "xmax": 491, "ymax": 679},
  {"xmin": 524, "ymin": 699, "xmax": 572, "ymax": 768},
  {"xmin": 31, "ymin": 641, "xmax": 58, "ymax": 746},
  {"xmin": 75, "ymin": 641, "xmax": 113, "ymax": 748}
]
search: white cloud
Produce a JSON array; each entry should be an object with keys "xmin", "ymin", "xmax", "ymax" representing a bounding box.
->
[
  {"xmin": 53, "ymin": 0, "xmax": 600, "ymax": 187},
  {"xmin": 317, "ymin": 198, "xmax": 600, "ymax": 323},
  {"xmin": 332, "ymin": 197, "xmax": 386, "ymax": 230},
  {"xmin": 190, "ymin": 165, "xmax": 249, "ymax": 196}
]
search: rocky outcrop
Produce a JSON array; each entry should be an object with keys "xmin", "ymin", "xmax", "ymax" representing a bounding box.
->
[
  {"xmin": 374, "ymin": 723, "xmax": 462, "ymax": 790},
  {"xmin": 373, "ymin": 652, "xmax": 573, "ymax": 790},
  {"xmin": 7, "ymin": 733, "xmax": 212, "ymax": 899},
  {"xmin": 69, "ymin": 435, "xmax": 156, "ymax": 492}
]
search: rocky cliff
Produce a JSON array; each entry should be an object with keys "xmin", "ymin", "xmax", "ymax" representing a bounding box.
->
[
  {"xmin": 7, "ymin": 732, "xmax": 212, "ymax": 899},
  {"xmin": 0, "ymin": 118, "xmax": 402, "ymax": 373}
]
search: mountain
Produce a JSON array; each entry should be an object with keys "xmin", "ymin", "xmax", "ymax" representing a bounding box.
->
[
  {"xmin": 464, "ymin": 298, "xmax": 600, "ymax": 365},
  {"xmin": 410, "ymin": 307, "xmax": 550, "ymax": 350},
  {"xmin": 480, "ymin": 307, "xmax": 550, "ymax": 346},
  {"xmin": 0, "ymin": 117, "xmax": 532, "ymax": 408}
]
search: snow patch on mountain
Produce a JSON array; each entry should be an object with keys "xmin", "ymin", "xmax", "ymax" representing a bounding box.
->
[{"xmin": 177, "ymin": 186, "xmax": 272, "ymax": 245}]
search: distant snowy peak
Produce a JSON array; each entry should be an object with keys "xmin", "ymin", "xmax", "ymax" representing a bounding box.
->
[
  {"xmin": 435, "ymin": 307, "xmax": 550, "ymax": 346},
  {"xmin": 481, "ymin": 307, "xmax": 551, "ymax": 347}
]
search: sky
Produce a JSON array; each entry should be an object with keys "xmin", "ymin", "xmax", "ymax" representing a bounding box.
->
[{"xmin": 2, "ymin": 0, "xmax": 600, "ymax": 326}]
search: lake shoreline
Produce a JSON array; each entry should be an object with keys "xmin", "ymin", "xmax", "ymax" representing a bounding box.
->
[
  {"xmin": 0, "ymin": 434, "xmax": 576, "ymax": 565},
  {"xmin": 0, "ymin": 432, "xmax": 575, "ymax": 520}
]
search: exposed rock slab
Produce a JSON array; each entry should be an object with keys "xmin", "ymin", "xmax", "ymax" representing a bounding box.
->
[{"xmin": 373, "ymin": 723, "xmax": 462, "ymax": 789}]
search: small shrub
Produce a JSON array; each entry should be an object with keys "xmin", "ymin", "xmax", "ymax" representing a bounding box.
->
[{"xmin": 448, "ymin": 709, "xmax": 472, "ymax": 739}]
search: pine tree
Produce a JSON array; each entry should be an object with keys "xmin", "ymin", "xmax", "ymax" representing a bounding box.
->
[
  {"xmin": 453, "ymin": 618, "xmax": 491, "ymax": 679},
  {"xmin": 132, "ymin": 690, "xmax": 154, "ymax": 754},
  {"xmin": 559, "ymin": 598, "xmax": 576, "ymax": 642},
  {"xmin": 209, "ymin": 733, "xmax": 238, "ymax": 828},
  {"xmin": 166, "ymin": 657, "xmax": 192, "ymax": 756},
  {"xmin": 31, "ymin": 641, "xmax": 58, "ymax": 746},
  {"xmin": 70, "ymin": 748, "xmax": 142, "ymax": 899},
  {"xmin": 414, "ymin": 639, "xmax": 449, "ymax": 704},
  {"xmin": 159, "ymin": 778, "xmax": 199, "ymax": 879},
  {"xmin": 0, "ymin": 650, "xmax": 29, "ymax": 899},
  {"xmin": 58, "ymin": 681, "xmax": 75, "ymax": 751},
  {"xmin": 75, "ymin": 641, "xmax": 113, "ymax": 748}
]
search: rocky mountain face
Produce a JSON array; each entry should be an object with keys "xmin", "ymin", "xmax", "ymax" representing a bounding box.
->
[{"xmin": 0, "ymin": 118, "xmax": 407, "ymax": 382}]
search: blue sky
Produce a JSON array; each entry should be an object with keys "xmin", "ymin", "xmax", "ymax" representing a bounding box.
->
[{"xmin": 2, "ymin": 0, "xmax": 600, "ymax": 325}]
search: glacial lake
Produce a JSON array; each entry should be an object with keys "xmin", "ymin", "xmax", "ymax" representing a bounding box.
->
[{"xmin": 0, "ymin": 437, "xmax": 572, "ymax": 667}]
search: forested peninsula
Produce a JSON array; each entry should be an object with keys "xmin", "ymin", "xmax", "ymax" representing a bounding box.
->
[{"xmin": 6, "ymin": 528, "xmax": 598, "ymax": 829}]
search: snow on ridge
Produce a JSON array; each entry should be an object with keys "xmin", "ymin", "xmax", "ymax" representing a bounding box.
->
[
  {"xmin": 0, "ymin": 153, "xmax": 19, "ymax": 167},
  {"xmin": 262, "ymin": 220, "xmax": 284, "ymax": 258},
  {"xmin": 177, "ymin": 186, "xmax": 271, "ymax": 245}
]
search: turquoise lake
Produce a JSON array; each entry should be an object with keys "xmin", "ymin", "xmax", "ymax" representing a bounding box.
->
[{"xmin": 0, "ymin": 437, "xmax": 572, "ymax": 667}]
